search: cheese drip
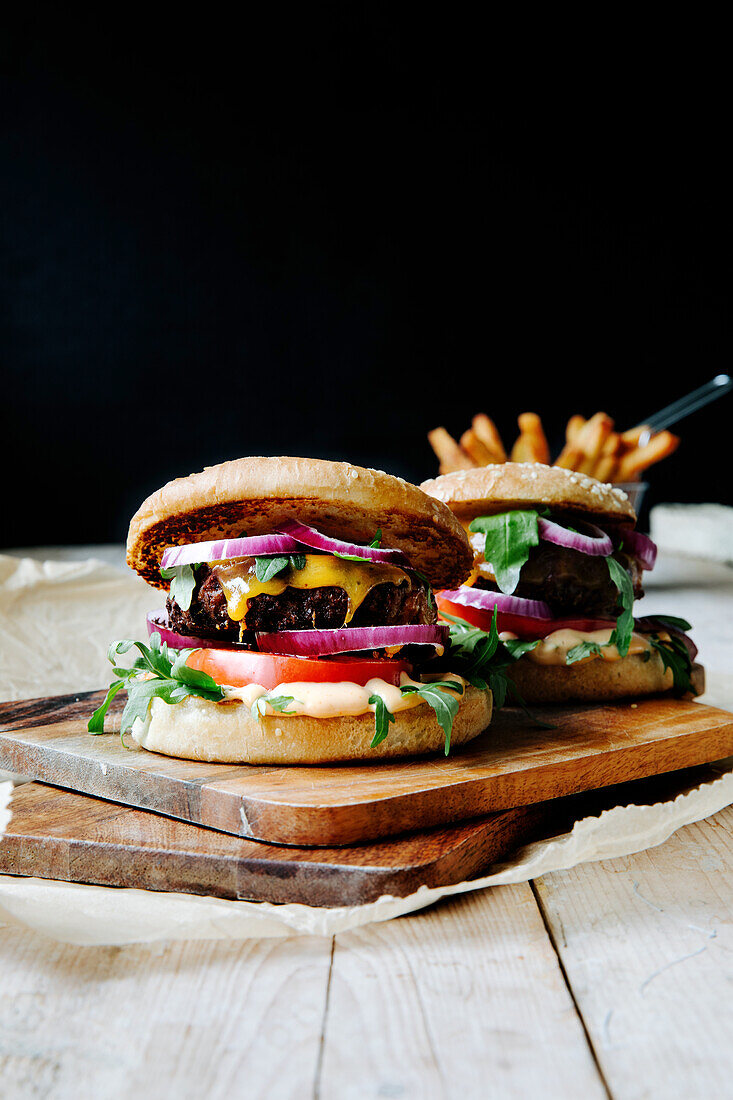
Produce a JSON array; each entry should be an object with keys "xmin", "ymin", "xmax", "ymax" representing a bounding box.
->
[{"xmin": 213, "ymin": 555, "xmax": 412, "ymax": 625}]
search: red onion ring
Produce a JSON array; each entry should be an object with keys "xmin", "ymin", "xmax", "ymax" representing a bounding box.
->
[
  {"xmin": 161, "ymin": 533, "xmax": 301, "ymax": 569},
  {"xmin": 537, "ymin": 517, "xmax": 613, "ymax": 557},
  {"xmin": 438, "ymin": 586, "xmax": 553, "ymax": 619},
  {"xmin": 276, "ymin": 520, "xmax": 410, "ymax": 566},
  {"xmin": 620, "ymin": 528, "xmax": 658, "ymax": 570},
  {"xmin": 146, "ymin": 611, "xmax": 242, "ymax": 651},
  {"xmin": 256, "ymin": 624, "xmax": 449, "ymax": 657}
]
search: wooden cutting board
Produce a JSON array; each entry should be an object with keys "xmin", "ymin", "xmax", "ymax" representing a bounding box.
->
[
  {"xmin": 1, "ymin": 679, "xmax": 731, "ymax": 846},
  {"xmin": 0, "ymin": 783, "xmax": 548, "ymax": 906},
  {"xmin": 2, "ymin": 762, "xmax": 725, "ymax": 906}
]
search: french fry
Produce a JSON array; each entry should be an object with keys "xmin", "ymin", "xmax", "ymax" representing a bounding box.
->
[
  {"xmin": 511, "ymin": 412, "xmax": 550, "ymax": 464},
  {"xmin": 428, "ymin": 408, "xmax": 679, "ymax": 482},
  {"xmin": 427, "ymin": 427, "xmax": 477, "ymax": 474},
  {"xmin": 555, "ymin": 412, "xmax": 612, "ymax": 472},
  {"xmin": 593, "ymin": 433, "xmax": 624, "ymax": 482},
  {"xmin": 574, "ymin": 412, "xmax": 614, "ymax": 474},
  {"xmin": 460, "ymin": 429, "xmax": 501, "ymax": 466},
  {"xmin": 615, "ymin": 430, "xmax": 679, "ymax": 481},
  {"xmin": 471, "ymin": 414, "xmax": 507, "ymax": 462},
  {"xmin": 566, "ymin": 415, "xmax": 586, "ymax": 443},
  {"xmin": 554, "ymin": 441, "xmax": 585, "ymax": 469},
  {"xmin": 620, "ymin": 425, "xmax": 651, "ymax": 447}
]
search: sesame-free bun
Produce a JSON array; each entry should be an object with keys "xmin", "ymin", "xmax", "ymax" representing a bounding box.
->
[
  {"xmin": 132, "ymin": 685, "xmax": 493, "ymax": 764},
  {"xmin": 506, "ymin": 647, "xmax": 679, "ymax": 704},
  {"xmin": 421, "ymin": 463, "xmax": 636, "ymax": 525},
  {"xmin": 128, "ymin": 456, "xmax": 472, "ymax": 590}
]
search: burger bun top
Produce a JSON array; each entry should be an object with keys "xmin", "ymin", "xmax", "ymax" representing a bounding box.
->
[
  {"xmin": 420, "ymin": 462, "xmax": 636, "ymax": 525},
  {"xmin": 128, "ymin": 456, "xmax": 473, "ymax": 589}
]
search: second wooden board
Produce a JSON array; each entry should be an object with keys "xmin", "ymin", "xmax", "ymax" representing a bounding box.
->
[
  {"xmin": 0, "ymin": 782, "xmax": 546, "ymax": 906},
  {"xmin": 0, "ymin": 682, "xmax": 731, "ymax": 845}
]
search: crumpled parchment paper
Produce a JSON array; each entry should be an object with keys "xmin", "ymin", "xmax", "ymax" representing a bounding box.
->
[{"xmin": 1, "ymin": 548, "xmax": 732, "ymax": 945}]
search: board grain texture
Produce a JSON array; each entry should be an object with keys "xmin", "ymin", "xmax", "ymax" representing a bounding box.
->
[
  {"xmin": 0, "ymin": 782, "xmax": 547, "ymax": 906},
  {"xmin": 0, "ymin": 676, "xmax": 730, "ymax": 846}
]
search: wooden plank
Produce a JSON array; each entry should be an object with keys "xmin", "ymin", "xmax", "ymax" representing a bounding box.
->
[
  {"xmin": 0, "ymin": 924, "xmax": 332, "ymax": 1099},
  {"xmin": 0, "ymin": 685, "xmax": 730, "ymax": 846},
  {"xmin": 318, "ymin": 886, "xmax": 608, "ymax": 1099},
  {"xmin": 0, "ymin": 783, "xmax": 547, "ymax": 906},
  {"xmin": 534, "ymin": 805, "xmax": 733, "ymax": 1099}
]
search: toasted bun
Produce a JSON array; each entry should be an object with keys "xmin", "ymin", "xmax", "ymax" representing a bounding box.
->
[
  {"xmin": 132, "ymin": 686, "xmax": 493, "ymax": 764},
  {"xmin": 127, "ymin": 456, "xmax": 472, "ymax": 591},
  {"xmin": 421, "ymin": 463, "xmax": 636, "ymax": 525},
  {"xmin": 506, "ymin": 647, "xmax": 677, "ymax": 704}
]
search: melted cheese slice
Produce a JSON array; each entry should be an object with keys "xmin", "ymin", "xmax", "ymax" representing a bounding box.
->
[{"xmin": 213, "ymin": 555, "xmax": 412, "ymax": 624}]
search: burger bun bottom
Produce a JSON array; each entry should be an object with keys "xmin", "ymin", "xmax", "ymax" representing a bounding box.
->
[
  {"xmin": 507, "ymin": 647, "xmax": 678, "ymax": 705},
  {"xmin": 132, "ymin": 685, "xmax": 493, "ymax": 764}
]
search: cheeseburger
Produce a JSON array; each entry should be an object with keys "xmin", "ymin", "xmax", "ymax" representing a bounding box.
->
[
  {"xmin": 421, "ymin": 462, "xmax": 697, "ymax": 704},
  {"xmin": 90, "ymin": 456, "xmax": 494, "ymax": 763}
]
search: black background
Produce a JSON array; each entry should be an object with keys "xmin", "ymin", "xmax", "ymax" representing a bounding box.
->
[{"xmin": 2, "ymin": 10, "xmax": 730, "ymax": 546}]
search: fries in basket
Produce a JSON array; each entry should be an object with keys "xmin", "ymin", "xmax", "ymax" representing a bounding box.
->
[{"xmin": 428, "ymin": 411, "xmax": 679, "ymax": 482}]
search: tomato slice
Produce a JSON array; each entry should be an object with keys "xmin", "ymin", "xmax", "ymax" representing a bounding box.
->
[
  {"xmin": 186, "ymin": 648, "xmax": 411, "ymax": 689},
  {"xmin": 436, "ymin": 596, "xmax": 615, "ymax": 640}
]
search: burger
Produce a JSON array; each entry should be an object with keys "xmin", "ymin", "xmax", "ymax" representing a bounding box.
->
[
  {"xmin": 89, "ymin": 456, "xmax": 494, "ymax": 763},
  {"xmin": 420, "ymin": 462, "xmax": 698, "ymax": 704}
]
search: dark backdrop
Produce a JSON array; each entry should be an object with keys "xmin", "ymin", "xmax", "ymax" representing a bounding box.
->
[{"xmin": 2, "ymin": 11, "xmax": 730, "ymax": 546}]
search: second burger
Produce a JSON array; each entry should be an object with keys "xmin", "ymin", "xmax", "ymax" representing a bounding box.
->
[{"xmin": 421, "ymin": 462, "xmax": 697, "ymax": 704}]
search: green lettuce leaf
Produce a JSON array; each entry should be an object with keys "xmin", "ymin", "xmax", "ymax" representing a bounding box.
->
[
  {"xmin": 369, "ymin": 693, "xmax": 397, "ymax": 748},
  {"xmin": 469, "ymin": 511, "xmax": 540, "ymax": 594},
  {"xmin": 647, "ymin": 614, "xmax": 693, "ymax": 633},
  {"xmin": 160, "ymin": 563, "xmax": 197, "ymax": 611},
  {"xmin": 252, "ymin": 693, "xmax": 299, "ymax": 718},
  {"xmin": 649, "ymin": 633, "xmax": 695, "ymax": 694},
  {"xmin": 254, "ymin": 553, "xmax": 307, "ymax": 582},
  {"xmin": 399, "ymin": 680, "xmax": 464, "ymax": 755},
  {"xmin": 88, "ymin": 633, "xmax": 224, "ymax": 738},
  {"xmin": 606, "ymin": 556, "xmax": 635, "ymax": 657},
  {"xmin": 566, "ymin": 640, "xmax": 605, "ymax": 665}
]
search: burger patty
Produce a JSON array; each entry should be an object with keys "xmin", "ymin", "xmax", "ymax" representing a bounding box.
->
[
  {"xmin": 477, "ymin": 545, "xmax": 644, "ymax": 618},
  {"xmin": 166, "ymin": 564, "xmax": 435, "ymax": 639}
]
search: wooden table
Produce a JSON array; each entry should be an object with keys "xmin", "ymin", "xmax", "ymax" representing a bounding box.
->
[{"xmin": 2, "ymin": 547, "xmax": 733, "ymax": 1098}]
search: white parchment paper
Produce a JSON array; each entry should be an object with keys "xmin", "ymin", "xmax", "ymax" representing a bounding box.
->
[{"xmin": 1, "ymin": 547, "xmax": 732, "ymax": 945}]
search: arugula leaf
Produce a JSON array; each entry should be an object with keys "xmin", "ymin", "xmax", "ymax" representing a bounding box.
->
[
  {"xmin": 501, "ymin": 637, "xmax": 541, "ymax": 660},
  {"xmin": 469, "ymin": 511, "xmax": 540, "ymax": 594},
  {"xmin": 257, "ymin": 553, "xmax": 307, "ymax": 582},
  {"xmin": 369, "ymin": 693, "xmax": 396, "ymax": 747},
  {"xmin": 647, "ymin": 614, "xmax": 693, "ymax": 633},
  {"xmin": 160, "ymin": 563, "xmax": 197, "ymax": 611},
  {"xmin": 333, "ymin": 529, "xmax": 385, "ymax": 563},
  {"xmin": 254, "ymin": 553, "xmax": 307, "ymax": 583},
  {"xmin": 254, "ymin": 555, "xmax": 289, "ymax": 582},
  {"xmin": 88, "ymin": 632, "xmax": 224, "ymax": 738},
  {"xmin": 439, "ymin": 609, "xmax": 553, "ymax": 728},
  {"xmin": 649, "ymin": 634, "xmax": 695, "ymax": 694},
  {"xmin": 566, "ymin": 640, "xmax": 605, "ymax": 665},
  {"xmin": 400, "ymin": 680, "xmax": 464, "ymax": 755},
  {"xmin": 252, "ymin": 693, "xmax": 299, "ymax": 718},
  {"xmin": 88, "ymin": 679, "xmax": 125, "ymax": 733},
  {"xmin": 606, "ymin": 556, "xmax": 635, "ymax": 657},
  {"xmin": 332, "ymin": 551, "xmax": 372, "ymax": 562},
  {"xmin": 438, "ymin": 608, "xmax": 503, "ymax": 687}
]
